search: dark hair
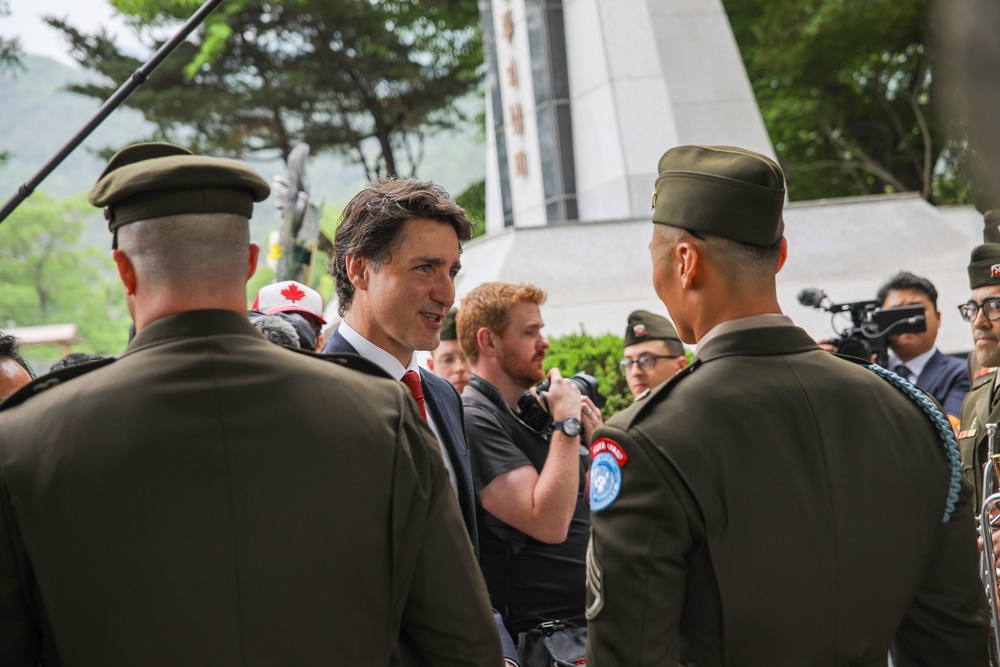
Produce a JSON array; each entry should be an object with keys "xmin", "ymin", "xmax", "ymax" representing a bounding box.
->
[
  {"xmin": 876, "ymin": 271, "xmax": 938, "ymax": 310},
  {"xmin": 329, "ymin": 177, "xmax": 473, "ymax": 316},
  {"xmin": 0, "ymin": 331, "xmax": 34, "ymax": 379},
  {"xmin": 49, "ymin": 353, "xmax": 107, "ymax": 373}
]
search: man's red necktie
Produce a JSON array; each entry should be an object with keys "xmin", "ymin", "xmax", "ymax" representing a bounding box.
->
[{"xmin": 401, "ymin": 370, "xmax": 428, "ymax": 422}]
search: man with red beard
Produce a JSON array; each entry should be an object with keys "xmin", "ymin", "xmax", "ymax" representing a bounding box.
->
[{"xmin": 457, "ymin": 282, "xmax": 603, "ymax": 643}]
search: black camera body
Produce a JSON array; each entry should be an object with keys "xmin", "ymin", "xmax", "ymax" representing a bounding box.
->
[
  {"xmin": 797, "ymin": 288, "xmax": 926, "ymax": 368},
  {"xmin": 516, "ymin": 372, "xmax": 607, "ymax": 434}
]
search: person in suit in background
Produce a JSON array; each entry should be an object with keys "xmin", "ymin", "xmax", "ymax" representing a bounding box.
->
[
  {"xmin": 324, "ymin": 177, "xmax": 519, "ymax": 666},
  {"xmin": 0, "ymin": 143, "xmax": 501, "ymax": 664},
  {"xmin": 877, "ymin": 271, "xmax": 969, "ymax": 422}
]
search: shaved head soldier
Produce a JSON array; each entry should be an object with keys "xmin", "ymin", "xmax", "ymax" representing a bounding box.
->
[
  {"xmin": 0, "ymin": 143, "xmax": 501, "ymax": 664},
  {"xmin": 585, "ymin": 145, "xmax": 987, "ymax": 665}
]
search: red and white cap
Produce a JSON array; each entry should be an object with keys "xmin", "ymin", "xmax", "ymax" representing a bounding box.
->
[{"xmin": 252, "ymin": 280, "xmax": 326, "ymax": 325}]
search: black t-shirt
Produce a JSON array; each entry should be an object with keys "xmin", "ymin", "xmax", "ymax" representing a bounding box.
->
[{"xmin": 462, "ymin": 377, "xmax": 590, "ymax": 637}]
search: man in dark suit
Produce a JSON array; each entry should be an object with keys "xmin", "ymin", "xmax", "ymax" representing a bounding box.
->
[
  {"xmin": 324, "ymin": 177, "xmax": 519, "ymax": 665},
  {"xmin": 586, "ymin": 145, "xmax": 988, "ymax": 665},
  {"xmin": 877, "ymin": 271, "xmax": 969, "ymax": 421},
  {"xmin": 0, "ymin": 143, "xmax": 502, "ymax": 664}
]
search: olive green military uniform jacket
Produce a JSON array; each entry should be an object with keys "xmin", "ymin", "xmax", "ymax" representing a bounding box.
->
[
  {"xmin": 586, "ymin": 324, "xmax": 987, "ymax": 666},
  {"xmin": 0, "ymin": 310, "xmax": 502, "ymax": 666},
  {"xmin": 958, "ymin": 367, "xmax": 998, "ymax": 507}
]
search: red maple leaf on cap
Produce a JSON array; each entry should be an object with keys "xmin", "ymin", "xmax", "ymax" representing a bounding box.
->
[{"xmin": 281, "ymin": 283, "xmax": 306, "ymax": 303}]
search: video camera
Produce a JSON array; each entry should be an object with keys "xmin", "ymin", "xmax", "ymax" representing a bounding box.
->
[
  {"xmin": 797, "ymin": 287, "xmax": 926, "ymax": 368},
  {"xmin": 516, "ymin": 372, "xmax": 607, "ymax": 435}
]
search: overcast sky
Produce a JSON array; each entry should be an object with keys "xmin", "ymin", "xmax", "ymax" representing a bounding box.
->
[{"xmin": 1, "ymin": 0, "xmax": 144, "ymax": 67}]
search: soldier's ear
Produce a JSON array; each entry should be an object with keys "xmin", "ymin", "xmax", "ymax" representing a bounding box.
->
[
  {"xmin": 776, "ymin": 236, "xmax": 788, "ymax": 274},
  {"xmin": 247, "ymin": 243, "xmax": 260, "ymax": 282},
  {"xmin": 113, "ymin": 249, "xmax": 138, "ymax": 296}
]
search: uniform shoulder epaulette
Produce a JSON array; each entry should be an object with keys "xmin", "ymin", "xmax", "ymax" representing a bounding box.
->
[
  {"xmin": 973, "ymin": 366, "xmax": 996, "ymax": 390},
  {"xmin": 286, "ymin": 347, "xmax": 393, "ymax": 380},
  {"xmin": 0, "ymin": 356, "xmax": 118, "ymax": 412},
  {"xmin": 867, "ymin": 363, "xmax": 962, "ymax": 522}
]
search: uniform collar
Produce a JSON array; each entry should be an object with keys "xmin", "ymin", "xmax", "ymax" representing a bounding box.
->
[{"xmin": 124, "ymin": 310, "xmax": 258, "ymax": 356}]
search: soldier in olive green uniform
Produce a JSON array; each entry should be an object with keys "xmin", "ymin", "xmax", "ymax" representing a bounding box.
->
[
  {"xmin": 958, "ymin": 237, "xmax": 1000, "ymax": 508},
  {"xmin": 0, "ymin": 143, "xmax": 502, "ymax": 665},
  {"xmin": 586, "ymin": 145, "xmax": 988, "ymax": 665},
  {"xmin": 621, "ymin": 309, "xmax": 687, "ymax": 399}
]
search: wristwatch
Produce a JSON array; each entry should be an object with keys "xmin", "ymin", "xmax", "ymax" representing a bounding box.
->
[{"xmin": 552, "ymin": 416, "xmax": 582, "ymax": 437}]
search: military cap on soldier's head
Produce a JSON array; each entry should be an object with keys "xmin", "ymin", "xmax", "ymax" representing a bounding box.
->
[
  {"xmin": 652, "ymin": 145, "xmax": 785, "ymax": 246},
  {"xmin": 984, "ymin": 210, "xmax": 1000, "ymax": 244},
  {"xmin": 441, "ymin": 308, "xmax": 459, "ymax": 341},
  {"xmin": 624, "ymin": 310, "xmax": 680, "ymax": 347},
  {"xmin": 969, "ymin": 243, "xmax": 1000, "ymax": 288},
  {"xmin": 89, "ymin": 142, "xmax": 270, "ymax": 237}
]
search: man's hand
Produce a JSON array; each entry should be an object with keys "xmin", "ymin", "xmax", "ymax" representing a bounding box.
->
[
  {"xmin": 581, "ymin": 395, "xmax": 603, "ymax": 445},
  {"xmin": 538, "ymin": 367, "xmax": 582, "ymax": 424}
]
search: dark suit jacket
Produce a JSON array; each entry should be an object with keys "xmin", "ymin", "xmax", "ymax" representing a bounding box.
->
[
  {"xmin": 325, "ymin": 329, "xmax": 478, "ymax": 548},
  {"xmin": 916, "ymin": 349, "xmax": 970, "ymax": 417},
  {"xmin": 325, "ymin": 329, "xmax": 518, "ymax": 663},
  {"xmin": 588, "ymin": 325, "xmax": 988, "ymax": 666},
  {"xmin": 0, "ymin": 310, "xmax": 502, "ymax": 665}
]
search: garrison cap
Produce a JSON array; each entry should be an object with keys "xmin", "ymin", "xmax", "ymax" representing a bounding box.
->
[
  {"xmin": 985, "ymin": 210, "xmax": 1000, "ymax": 243},
  {"xmin": 624, "ymin": 310, "xmax": 680, "ymax": 348},
  {"xmin": 969, "ymin": 243, "xmax": 1000, "ymax": 288},
  {"xmin": 441, "ymin": 308, "xmax": 459, "ymax": 341},
  {"xmin": 89, "ymin": 142, "xmax": 270, "ymax": 232},
  {"xmin": 652, "ymin": 145, "xmax": 785, "ymax": 246}
]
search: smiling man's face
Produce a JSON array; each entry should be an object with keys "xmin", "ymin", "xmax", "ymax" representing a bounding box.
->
[{"xmin": 358, "ymin": 217, "xmax": 461, "ymax": 364}]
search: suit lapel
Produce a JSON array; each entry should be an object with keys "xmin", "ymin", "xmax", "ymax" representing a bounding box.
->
[{"xmin": 916, "ymin": 350, "xmax": 945, "ymax": 395}]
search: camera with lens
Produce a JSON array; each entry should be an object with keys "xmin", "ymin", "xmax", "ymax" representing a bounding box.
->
[
  {"xmin": 797, "ymin": 287, "xmax": 926, "ymax": 368},
  {"xmin": 516, "ymin": 371, "xmax": 608, "ymax": 434}
]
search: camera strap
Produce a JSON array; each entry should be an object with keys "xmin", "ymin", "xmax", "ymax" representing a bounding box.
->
[{"xmin": 468, "ymin": 374, "xmax": 549, "ymax": 436}]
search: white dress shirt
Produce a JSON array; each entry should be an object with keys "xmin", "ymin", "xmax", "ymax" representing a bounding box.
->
[{"xmin": 338, "ymin": 321, "xmax": 459, "ymax": 492}]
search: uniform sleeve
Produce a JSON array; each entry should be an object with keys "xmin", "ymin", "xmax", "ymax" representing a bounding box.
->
[
  {"xmin": 464, "ymin": 402, "xmax": 532, "ymax": 492},
  {"xmin": 893, "ymin": 475, "xmax": 990, "ymax": 666},
  {"xmin": 0, "ymin": 463, "xmax": 42, "ymax": 664},
  {"xmin": 393, "ymin": 394, "xmax": 504, "ymax": 666},
  {"xmin": 586, "ymin": 424, "xmax": 694, "ymax": 666}
]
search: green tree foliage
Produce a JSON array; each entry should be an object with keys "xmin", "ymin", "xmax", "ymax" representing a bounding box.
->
[
  {"xmin": 456, "ymin": 177, "xmax": 486, "ymax": 237},
  {"xmin": 544, "ymin": 330, "xmax": 632, "ymax": 419},
  {"xmin": 48, "ymin": 0, "xmax": 483, "ymax": 180},
  {"xmin": 0, "ymin": 193, "xmax": 130, "ymax": 366},
  {"xmin": 723, "ymin": 0, "xmax": 971, "ymax": 204},
  {"xmin": 0, "ymin": 0, "xmax": 23, "ymax": 164}
]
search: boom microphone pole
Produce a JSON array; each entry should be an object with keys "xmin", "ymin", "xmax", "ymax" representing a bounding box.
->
[{"xmin": 0, "ymin": 0, "xmax": 226, "ymax": 225}]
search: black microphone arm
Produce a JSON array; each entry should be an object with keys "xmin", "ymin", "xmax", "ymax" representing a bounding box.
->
[{"xmin": 0, "ymin": 0, "xmax": 226, "ymax": 225}]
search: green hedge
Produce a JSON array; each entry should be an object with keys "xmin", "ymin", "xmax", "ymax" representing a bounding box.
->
[
  {"xmin": 543, "ymin": 330, "xmax": 632, "ymax": 419},
  {"xmin": 543, "ymin": 329, "xmax": 695, "ymax": 420}
]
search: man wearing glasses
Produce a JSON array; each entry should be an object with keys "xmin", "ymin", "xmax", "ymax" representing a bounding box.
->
[
  {"xmin": 957, "ymin": 242, "xmax": 1000, "ymax": 505},
  {"xmin": 620, "ymin": 310, "xmax": 687, "ymax": 399}
]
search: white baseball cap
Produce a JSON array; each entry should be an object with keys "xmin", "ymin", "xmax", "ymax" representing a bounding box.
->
[{"xmin": 252, "ymin": 280, "xmax": 326, "ymax": 325}]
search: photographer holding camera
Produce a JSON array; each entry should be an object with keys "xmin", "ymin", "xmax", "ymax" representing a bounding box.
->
[{"xmin": 457, "ymin": 282, "xmax": 602, "ymax": 646}]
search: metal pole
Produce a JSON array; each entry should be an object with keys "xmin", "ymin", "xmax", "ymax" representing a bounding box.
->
[{"xmin": 0, "ymin": 0, "xmax": 226, "ymax": 224}]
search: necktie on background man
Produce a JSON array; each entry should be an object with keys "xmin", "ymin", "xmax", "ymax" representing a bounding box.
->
[
  {"xmin": 892, "ymin": 363, "xmax": 913, "ymax": 384},
  {"xmin": 401, "ymin": 370, "xmax": 428, "ymax": 422}
]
